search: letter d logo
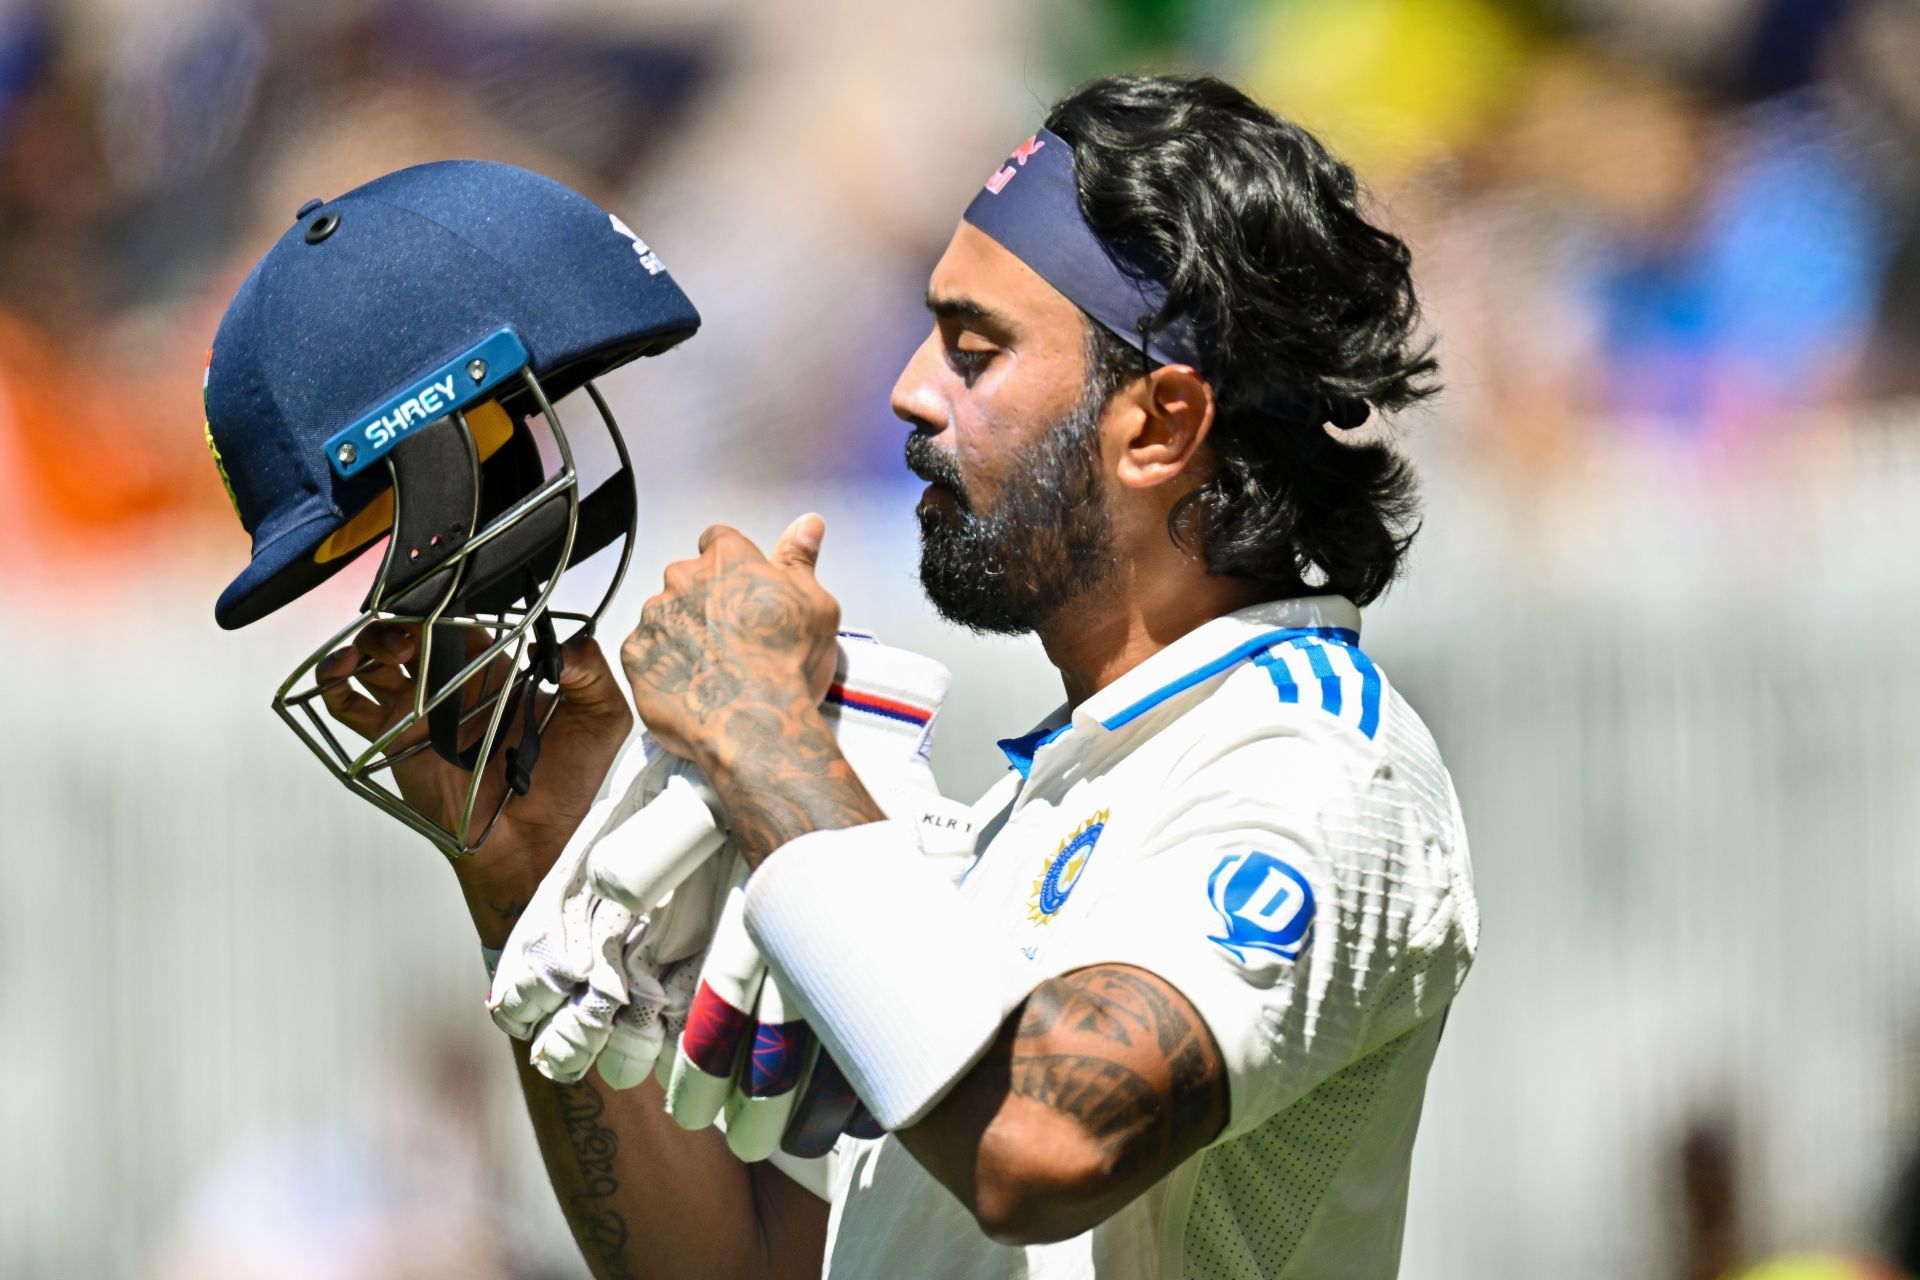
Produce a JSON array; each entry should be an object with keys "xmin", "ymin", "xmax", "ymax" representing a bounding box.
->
[{"xmin": 1207, "ymin": 851, "xmax": 1316, "ymax": 962}]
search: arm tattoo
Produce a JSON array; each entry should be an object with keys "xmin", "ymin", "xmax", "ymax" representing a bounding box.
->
[
  {"xmin": 1008, "ymin": 1053, "xmax": 1160, "ymax": 1150},
  {"xmin": 554, "ymin": 1082, "xmax": 638, "ymax": 1280},
  {"xmin": 711, "ymin": 698, "xmax": 882, "ymax": 866},
  {"xmin": 1002, "ymin": 967, "xmax": 1228, "ymax": 1176}
]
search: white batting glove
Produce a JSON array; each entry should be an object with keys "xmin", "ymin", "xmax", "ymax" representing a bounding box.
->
[
  {"xmin": 487, "ymin": 735, "xmax": 723, "ymax": 1080},
  {"xmin": 591, "ymin": 853, "xmax": 727, "ymax": 1089},
  {"xmin": 486, "ymin": 732, "xmax": 660, "ymax": 1043}
]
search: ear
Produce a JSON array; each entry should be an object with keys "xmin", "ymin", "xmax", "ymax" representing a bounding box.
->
[{"xmin": 1114, "ymin": 364, "xmax": 1216, "ymax": 490}]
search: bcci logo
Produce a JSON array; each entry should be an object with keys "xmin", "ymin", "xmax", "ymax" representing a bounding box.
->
[
  {"xmin": 1207, "ymin": 851, "xmax": 1316, "ymax": 962},
  {"xmin": 1028, "ymin": 810, "xmax": 1108, "ymax": 924}
]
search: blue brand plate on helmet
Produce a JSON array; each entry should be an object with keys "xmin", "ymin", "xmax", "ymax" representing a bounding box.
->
[{"xmin": 325, "ymin": 328, "xmax": 531, "ymax": 479}]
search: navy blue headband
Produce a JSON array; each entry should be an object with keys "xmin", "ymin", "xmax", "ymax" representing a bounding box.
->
[{"xmin": 962, "ymin": 127, "xmax": 1369, "ymax": 430}]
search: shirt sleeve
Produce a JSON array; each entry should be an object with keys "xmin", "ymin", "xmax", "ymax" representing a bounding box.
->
[{"xmin": 1039, "ymin": 728, "xmax": 1473, "ymax": 1141}]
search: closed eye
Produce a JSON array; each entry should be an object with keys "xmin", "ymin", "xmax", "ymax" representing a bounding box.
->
[{"xmin": 947, "ymin": 347, "xmax": 994, "ymax": 380}]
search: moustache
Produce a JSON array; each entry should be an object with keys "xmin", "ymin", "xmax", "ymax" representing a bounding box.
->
[{"xmin": 903, "ymin": 433, "xmax": 971, "ymax": 509}]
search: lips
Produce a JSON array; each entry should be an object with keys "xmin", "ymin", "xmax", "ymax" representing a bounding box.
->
[{"xmin": 903, "ymin": 433, "xmax": 969, "ymax": 508}]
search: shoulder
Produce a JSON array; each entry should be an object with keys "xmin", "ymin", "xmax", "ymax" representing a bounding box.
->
[
  {"xmin": 1143, "ymin": 636, "xmax": 1466, "ymax": 905},
  {"xmin": 1216, "ymin": 630, "xmax": 1402, "ymax": 750},
  {"xmin": 1152, "ymin": 631, "xmax": 1416, "ymax": 791}
]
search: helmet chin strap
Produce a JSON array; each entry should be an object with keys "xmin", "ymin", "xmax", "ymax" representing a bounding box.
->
[{"xmin": 503, "ymin": 583, "xmax": 563, "ymax": 797}]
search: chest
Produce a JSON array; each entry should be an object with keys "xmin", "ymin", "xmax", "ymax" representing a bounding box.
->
[{"xmin": 958, "ymin": 743, "xmax": 1175, "ymax": 964}]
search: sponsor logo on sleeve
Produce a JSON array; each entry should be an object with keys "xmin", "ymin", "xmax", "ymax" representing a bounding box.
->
[{"xmin": 1206, "ymin": 851, "xmax": 1316, "ymax": 962}]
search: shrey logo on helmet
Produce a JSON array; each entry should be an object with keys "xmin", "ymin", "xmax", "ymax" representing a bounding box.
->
[{"xmin": 202, "ymin": 159, "xmax": 700, "ymax": 856}]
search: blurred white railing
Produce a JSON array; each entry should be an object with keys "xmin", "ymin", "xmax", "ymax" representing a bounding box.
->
[{"xmin": 6, "ymin": 417, "xmax": 1920, "ymax": 1278}]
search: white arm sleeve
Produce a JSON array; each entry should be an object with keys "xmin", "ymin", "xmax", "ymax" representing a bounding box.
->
[{"xmin": 743, "ymin": 821, "xmax": 1029, "ymax": 1131}]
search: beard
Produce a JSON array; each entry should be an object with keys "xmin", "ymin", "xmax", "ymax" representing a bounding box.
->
[{"xmin": 905, "ymin": 390, "xmax": 1116, "ymax": 636}]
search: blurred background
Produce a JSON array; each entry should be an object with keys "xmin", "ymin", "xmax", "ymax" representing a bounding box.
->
[{"xmin": 3, "ymin": 0, "xmax": 1919, "ymax": 1275}]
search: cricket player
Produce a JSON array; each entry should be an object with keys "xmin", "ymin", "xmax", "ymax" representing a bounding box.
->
[{"xmin": 300, "ymin": 72, "xmax": 1477, "ymax": 1278}]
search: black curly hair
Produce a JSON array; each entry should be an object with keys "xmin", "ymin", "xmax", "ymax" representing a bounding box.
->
[{"xmin": 1046, "ymin": 74, "xmax": 1439, "ymax": 606}]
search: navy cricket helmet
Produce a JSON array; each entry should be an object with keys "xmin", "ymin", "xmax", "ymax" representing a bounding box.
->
[{"xmin": 204, "ymin": 159, "xmax": 698, "ymax": 855}]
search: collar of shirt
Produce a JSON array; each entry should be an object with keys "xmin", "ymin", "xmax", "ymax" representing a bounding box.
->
[{"xmin": 995, "ymin": 594, "xmax": 1362, "ymax": 778}]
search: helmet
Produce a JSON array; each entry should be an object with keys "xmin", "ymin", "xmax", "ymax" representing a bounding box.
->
[{"xmin": 204, "ymin": 159, "xmax": 699, "ymax": 855}]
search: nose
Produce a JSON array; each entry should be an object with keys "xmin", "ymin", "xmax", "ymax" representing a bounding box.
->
[{"xmin": 890, "ymin": 327, "xmax": 947, "ymax": 434}]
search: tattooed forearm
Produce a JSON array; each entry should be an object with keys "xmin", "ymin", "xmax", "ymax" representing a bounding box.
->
[
  {"xmin": 705, "ymin": 698, "xmax": 884, "ymax": 866},
  {"xmin": 553, "ymin": 1082, "xmax": 638, "ymax": 1280}
]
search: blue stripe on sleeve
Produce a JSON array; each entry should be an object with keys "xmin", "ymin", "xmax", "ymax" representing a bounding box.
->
[
  {"xmin": 1291, "ymin": 639, "xmax": 1343, "ymax": 717},
  {"xmin": 1250, "ymin": 647, "xmax": 1299, "ymax": 704},
  {"xmin": 1343, "ymin": 643, "xmax": 1383, "ymax": 739},
  {"xmin": 1096, "ymin": 627, "xmax": 1353, "ymax": 730}
]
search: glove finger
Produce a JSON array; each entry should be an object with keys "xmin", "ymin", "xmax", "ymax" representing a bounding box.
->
[
  {"xmin": 724, "ymin": 976, "xmax": 812, "ymax": 1163},
  {"xmin": 596, "ymin": 1018, "xmax": 666, "ymax": 1091},
  {"xmin": 529, "ymin": 984, "xmax": 621, "ymax": 1084},
  {"xmin": 488, "ymin": 962, "xmax": 574, "ymax": 1041},
  {"xmin": 664, "ymin": 882, "xmax": 763, "ymax": 1127},
  {"xmin": 782, "ymin": 1048, "xmax": 861, "ymax": 1160},
  {"xmin": 743, "ymin": 975, "xmax": 812, "ymax": 1101},
  {"xmin": 665, "ymin": 968, "xmax": 760, "ymax": 1130},
  {"xmin": 726, "ymin": 1039, "xmax": 811, "ymax": 1163},
  {"xmin": 596, "ymin": 960, "xmax": 670, "ymax": 1091},
  {"xmin": 588, "ymin": 773, "xmax": 726, "ymax": 911}
]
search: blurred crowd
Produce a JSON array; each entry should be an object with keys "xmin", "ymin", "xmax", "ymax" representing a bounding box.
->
[{"xmin": 0, "ymin": 0, "xmax": 1916, "ymax": 603}]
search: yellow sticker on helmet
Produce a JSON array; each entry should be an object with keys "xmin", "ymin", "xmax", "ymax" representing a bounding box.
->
[
  {"xmin": 312, "ymin": 399, "xmax": 516, "ymax": 564},
  {"xmin": 205, "ymin": 418, "xmax": 242, "ymax": 522}
]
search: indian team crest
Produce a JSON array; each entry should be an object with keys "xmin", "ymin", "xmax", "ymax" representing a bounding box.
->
[{"xmin": 1028, "ymin": 809, "xmax": 1109, "ymax": 924}]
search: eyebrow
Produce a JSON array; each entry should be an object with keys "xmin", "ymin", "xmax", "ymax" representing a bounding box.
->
[{"xmin": 925, "ymin": 291, "xmax": 1013, "ymax": 331}]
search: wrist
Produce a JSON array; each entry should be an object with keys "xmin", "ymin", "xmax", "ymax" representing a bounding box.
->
[
  {"xmin": 697, "ymin": 698, "xmax": 885, "ymax": 867},
  {"xmin": 693, "ymin": 690, "xmax": 825, "ymax": 788},
  {"xmin": 450, "ymin": 843, "xmax": 553, "ymax": 949}
]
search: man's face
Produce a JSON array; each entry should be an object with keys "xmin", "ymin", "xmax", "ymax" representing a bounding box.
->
[{"xmin": 891, "ymin": 222, "xmax": 1120, "ymax": 635}]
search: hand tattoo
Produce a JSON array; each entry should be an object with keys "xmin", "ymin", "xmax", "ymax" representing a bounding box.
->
[{"xmin": 624, "ymin": 569, "xmax": 833, "ymax": 743}]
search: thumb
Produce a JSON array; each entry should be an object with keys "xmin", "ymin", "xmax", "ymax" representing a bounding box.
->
[
  {"xmin": 555, "ymin": 635, "xmax": 628, "ymax": 719},
  {"xmin": 770, "ymin": 513, "xmax": 825, "ymax": 575}
]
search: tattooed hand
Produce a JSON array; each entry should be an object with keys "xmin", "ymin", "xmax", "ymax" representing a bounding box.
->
[{"xmin": 621, "ymin": 515, "xmax": 882, "ymax": 864}]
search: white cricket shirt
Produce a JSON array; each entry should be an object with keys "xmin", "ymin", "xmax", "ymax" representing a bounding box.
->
[{"xmin": 775, "ymin": 595, "xmax": 1478, "ymax": 1279}]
